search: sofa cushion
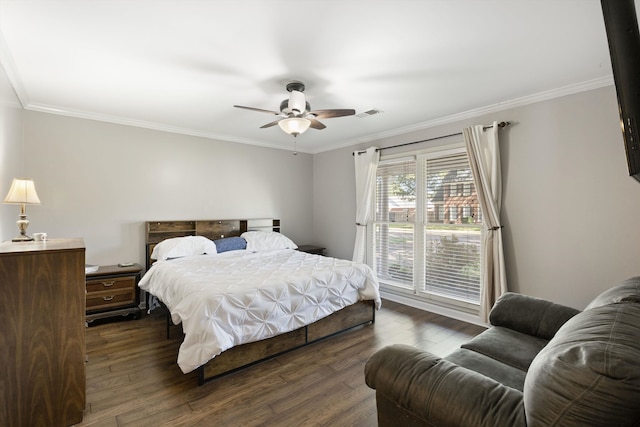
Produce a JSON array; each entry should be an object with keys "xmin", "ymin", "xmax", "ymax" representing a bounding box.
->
[
  {"xmin": 524, "ymin": 302, "xmax": 640, "ymax": 426},
  {"xmin": 365, "ymin": 344, "xmax": 526, "ymax": 427},
  {"xmin": 490, "ymin": 292, "xmax": 580, "ymax": 339},
  {"xmin": 585, "ymin": 276, "xmax": 640, "ymax": 310},
  {"xmin": 461, "ymin": 327, "xmax": 549, "ymax": 372},
  {"xmin": 446, "ymin": 347, "xmax": 527, "ymax": 391}
]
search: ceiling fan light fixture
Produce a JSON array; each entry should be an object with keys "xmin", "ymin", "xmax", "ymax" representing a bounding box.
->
[
  {"xmin": 278, "ymin": 117, "xmax": 311, "ymax": 137},
  {"xmin": 288, "ymin": 90, "xmax": 306, "ymax": 114}
]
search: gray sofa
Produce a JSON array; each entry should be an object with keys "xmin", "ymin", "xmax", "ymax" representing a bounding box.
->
[{"xmin": 365, "ymin": 277, "xmax": 640, "ymax": 426}]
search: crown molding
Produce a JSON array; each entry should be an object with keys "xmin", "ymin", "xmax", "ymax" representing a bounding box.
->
[
  {"xmin": 312, "ymin": 75, "xmax": 615, "ymax": 154},
  {"xmin": 24, "ymin": 102, "xmax": 315, "ymax": 154}
]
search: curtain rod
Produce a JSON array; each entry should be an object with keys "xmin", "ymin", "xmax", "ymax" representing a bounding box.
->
[{"xmin": 354, "ymin": 121, "xmax": 510, "ymax": 155}]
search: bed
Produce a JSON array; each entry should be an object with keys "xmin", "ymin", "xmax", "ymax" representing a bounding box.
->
[{"xmin": 140, "ymin": 219, "xmax": 381, "ymax": 384}]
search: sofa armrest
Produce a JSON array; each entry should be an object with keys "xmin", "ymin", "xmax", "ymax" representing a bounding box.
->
[
  {"xmin": 365, "ymin": 345, "xmax": 525, "ymax": 427},
  {"xmin": 489, "ymin": 292, "xmax": 580, "ymax": 340}
]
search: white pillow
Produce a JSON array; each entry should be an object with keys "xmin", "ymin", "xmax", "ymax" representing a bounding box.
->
[
  {"xmin": 151, "ymin": 235, "xmax": 218, "ymax": 260},
  {"xmin": 241, "ymin": 231, "xmax": 298, "ymax": 252}
]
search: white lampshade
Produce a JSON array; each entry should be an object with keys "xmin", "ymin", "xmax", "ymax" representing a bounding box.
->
[
  {"xmin": 278, "ymin": 117, "xmax": 311, "ymax": 137},
  {"xmin": 3, "ymin": 178, "xmax": 41, "ymax": 205}
]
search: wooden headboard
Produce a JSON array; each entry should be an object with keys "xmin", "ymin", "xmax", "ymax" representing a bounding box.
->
[{"xmin": 145, "ymin": 218, "xmax": 280, "ymax": 271}]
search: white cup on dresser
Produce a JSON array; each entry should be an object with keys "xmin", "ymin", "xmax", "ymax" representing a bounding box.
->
[{"xmin": 33, "ymin": 232, "xmax": 47, "ymax": 242}]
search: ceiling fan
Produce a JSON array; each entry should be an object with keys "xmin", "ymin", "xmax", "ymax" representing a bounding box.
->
[{"xmin": 233, "ymin": 82, "xmax": 356, "ymax": 137}]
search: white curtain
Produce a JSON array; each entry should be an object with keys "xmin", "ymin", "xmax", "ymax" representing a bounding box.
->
[
  {"xmin": 463, "ymin": 122, "xmax": 507, "ymax": 323},
  {"xmin": 352, "ymin": 147, "xmax": 379, "ymax": 263}
]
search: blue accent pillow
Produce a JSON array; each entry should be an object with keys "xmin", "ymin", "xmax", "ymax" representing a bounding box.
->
[{"xmin": 213, "ymin": 237, "xmax": 247, "ymax": 253}]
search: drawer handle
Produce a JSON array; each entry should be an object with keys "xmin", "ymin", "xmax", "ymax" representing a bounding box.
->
[
  {"xmin": 102, "ymin": 295, "xmax": 115, "ymax": 301},
  {"xmin": 101, "ymin": 281, "xmax": 115, "ymax": 287}
]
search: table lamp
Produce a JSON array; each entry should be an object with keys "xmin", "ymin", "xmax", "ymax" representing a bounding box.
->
[{"xmin": 3, "ymin": 178, "xmax": 41, "ymax": 242}]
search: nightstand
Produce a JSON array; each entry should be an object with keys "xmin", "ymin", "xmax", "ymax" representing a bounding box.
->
[
  {"xmin": 297, "ymin": 245, "xmax": 326, "ymax": 255},
  {"xmin": 86, "ymin": 263, "xmax": 143, "ymax": 324}
]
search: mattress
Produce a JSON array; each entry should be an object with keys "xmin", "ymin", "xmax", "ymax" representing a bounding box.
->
[{"xmin": 138, "ymin": 248, "xmax": 381, "ymax": 373}]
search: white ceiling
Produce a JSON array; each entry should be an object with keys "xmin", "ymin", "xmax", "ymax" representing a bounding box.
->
[{"xmin": 0, "ymin": 0, "xmax": 626, "ymax": 153}]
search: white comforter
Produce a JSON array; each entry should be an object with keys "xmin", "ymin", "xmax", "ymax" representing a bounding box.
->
[{"xmin": 138, "ymin": 249, "xmax": 381, "ymax": 373}]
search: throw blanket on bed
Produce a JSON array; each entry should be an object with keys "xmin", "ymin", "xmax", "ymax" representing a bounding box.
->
[{"xmin": 138, "ymin": 249, "xmax": 381, "ymax": 373}]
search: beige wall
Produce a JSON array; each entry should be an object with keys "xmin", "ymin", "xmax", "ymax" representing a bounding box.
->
[
  {"xmin": 0, "ymin": 60, "xmax": 24, "ymax": 240},
  {"xmin": 313, "ymin": 85, "xmax": 640, "ymax": 311},
  {"xmin": 21, "ymin": 112, "xmax": 314, "ymax": 266}
]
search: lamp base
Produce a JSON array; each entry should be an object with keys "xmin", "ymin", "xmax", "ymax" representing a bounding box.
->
[{"xmin": 12, "ymin": 212, "xmax": 33, "ymax": 242}]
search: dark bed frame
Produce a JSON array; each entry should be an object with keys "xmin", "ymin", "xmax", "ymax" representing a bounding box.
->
[{"xmin": 144, "ymin": 219, "xmax": 376, "ymax": 385}]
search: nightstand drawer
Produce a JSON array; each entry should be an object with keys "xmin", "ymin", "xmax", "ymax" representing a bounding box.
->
[
  {"xmin": 86, "ymin": 275, "xmax": 136, "ymax": 293},
  {"xmin": 85, "ymin": 263, "xmax": 143, "ymax": 324},
  {"xmin": 86, "ymin": 288, "xmax": 136, "ymax": 311}
]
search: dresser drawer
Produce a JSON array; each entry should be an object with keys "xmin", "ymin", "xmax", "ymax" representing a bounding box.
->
[
  {"xmin": 86, "ymin": 288, "xmax": 136, "ymax": 311},
  {"xmin": 86, "ymin": 275, "xmax": 136, "ymax": 293},
  {"xmin": 85, "ymin": 264, "xmax": 143, "ymax": 323}
]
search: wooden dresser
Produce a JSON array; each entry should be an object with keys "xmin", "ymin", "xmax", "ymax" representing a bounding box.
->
[{"xmin": 0, "ymin": 238, "xmax": 86, "ymax": 427}]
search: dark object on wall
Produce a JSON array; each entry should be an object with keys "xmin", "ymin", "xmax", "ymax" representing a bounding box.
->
[{"xmin": 601, "ymin": 0, "xmax": 640, "ymax": 182}]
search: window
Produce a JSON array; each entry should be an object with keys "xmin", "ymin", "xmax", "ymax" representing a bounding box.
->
[
  {"xmin": 373, "ymin": 158, "xmax": 415, "ymax": 289},
  {"xmin": 449, "ymin": 206, "xmax": 458, "ymax": 222},
  {"xmin": 371, "ymin": 148, "xmax": 483, "ymax": 308},
  {"xmin": 463, "ymin": 206, "xmax": 471, "ymax": 220}
]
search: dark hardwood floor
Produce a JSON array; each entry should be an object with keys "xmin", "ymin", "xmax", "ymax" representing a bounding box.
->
[{"xmin": 78, "ymin": 300, "xmax": 485, "ymax": 426}]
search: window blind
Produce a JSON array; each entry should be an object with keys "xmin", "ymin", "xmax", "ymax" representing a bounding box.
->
[
  {"xmin": 373, "ymin": 159, "xmax": 416, "ymax": 288},
  {"xmin": 423, "ymin": 153, "xmax": 482, "ymax": 303}
]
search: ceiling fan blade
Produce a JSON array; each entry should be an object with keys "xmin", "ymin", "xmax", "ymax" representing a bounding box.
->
[
  {"xmin": 234, "ymin": 105, "xmax": 281, "ymax": 115},
  {"xmin": 309, "ymin": 118, "xmax": 326, "ymax": 130},
  {"xmin": 260, "ymin": 118, "xmax": 283, "ymax": 128},
  {"xmin": 310, "ymin": 109, "xmax": 356, "ymax": 119}
]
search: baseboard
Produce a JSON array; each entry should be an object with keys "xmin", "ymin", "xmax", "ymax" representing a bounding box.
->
[{"xmin": 380, "ymin": 290, "xmax": 488, "ymax": 327}]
